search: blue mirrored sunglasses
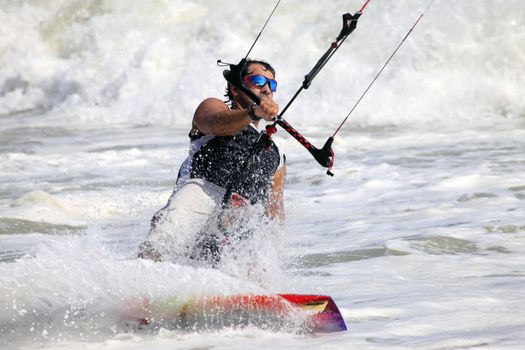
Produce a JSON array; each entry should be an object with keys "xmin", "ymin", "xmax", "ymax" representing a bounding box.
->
[{"xmin": 243, "ymin": 75, "xmax": 278, "ymax": 92}]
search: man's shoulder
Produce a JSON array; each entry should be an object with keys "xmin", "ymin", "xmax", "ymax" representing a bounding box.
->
[
  {"xmin": 197, "ymin": 97, "xmax": 228, "ymax": 110},
  {"xmin": 193, "ymin": 98, "xmax": 230, "ymax": 134},
  {"xmin": 193, "ymin": 97, "xmax": 229, "ymax": 120}
]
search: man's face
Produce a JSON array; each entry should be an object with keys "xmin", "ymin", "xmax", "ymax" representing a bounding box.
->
[
  {"xmin": 232, "ymin": 63, "xmax": 276, "ymax": 107},
  {"xmin": 243, "ymin": 63, "xmax": 276, "ymax": 98}
]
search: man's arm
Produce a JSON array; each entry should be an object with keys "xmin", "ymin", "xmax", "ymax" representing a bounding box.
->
[
  {"xmin": 266, "ymin": 164, "xmax": 286, "ymax": 224},
  {"xmin": 193, "ymin": 98, "xmax": 253, "ymax": 136},
  {"xmin": 193, "ymin": 97, "xmax": 278, "ymax": 136}
]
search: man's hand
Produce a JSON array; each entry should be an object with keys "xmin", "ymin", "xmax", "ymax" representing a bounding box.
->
[{"xmin": 254, "ymin": 96, "xmax": 279, "ymax": 121}]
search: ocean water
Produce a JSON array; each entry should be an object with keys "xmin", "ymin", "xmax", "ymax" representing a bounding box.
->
[{"xmin": 1, "ymin": 0, "xmax": 525, "ymax": 349}]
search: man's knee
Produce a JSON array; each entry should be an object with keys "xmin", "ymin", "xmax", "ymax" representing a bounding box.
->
[{"xmin": 137, "ymin": 241, "xmax": 162, "ymax": 262}]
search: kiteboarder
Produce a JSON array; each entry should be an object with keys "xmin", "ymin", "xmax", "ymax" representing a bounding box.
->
[{"xmin": 138, "ymin": 59, "xmax": 285, "ymax": 263}]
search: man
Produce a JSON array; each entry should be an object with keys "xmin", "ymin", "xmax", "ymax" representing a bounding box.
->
[{"xmin": 138, "ymin": 59, "xmax": 285, "ymax": 264}]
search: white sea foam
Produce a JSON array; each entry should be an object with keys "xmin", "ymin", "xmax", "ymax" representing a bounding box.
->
[{"xmin": 1, "ymin": 0, "xmax": 523, "ymax": 128}]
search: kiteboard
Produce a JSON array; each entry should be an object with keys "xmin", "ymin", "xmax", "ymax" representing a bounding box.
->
[{"xmin": 123, "ymin": 293, "xmax": 347, "ymax": 333}]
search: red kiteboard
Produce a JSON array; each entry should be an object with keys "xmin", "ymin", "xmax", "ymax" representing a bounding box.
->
[{"xmin": 123, "ymin": 293, "xmax": 347, "ymax": 333}]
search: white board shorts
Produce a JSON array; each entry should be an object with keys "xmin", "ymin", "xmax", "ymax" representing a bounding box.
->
[{"xmin": 142, "ymin": 178, "xmax": 226, "ymax": 262}]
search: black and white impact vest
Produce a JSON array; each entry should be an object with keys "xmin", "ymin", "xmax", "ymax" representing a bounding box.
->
[{"xmin": 177, "ymin": 125, "xmax": 284, "ymax": 203}]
